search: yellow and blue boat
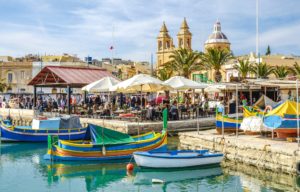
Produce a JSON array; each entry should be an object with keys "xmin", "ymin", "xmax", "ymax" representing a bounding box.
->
[
  {"xmin": 44, "ymin": 109, "xmax": 169, "ymax": 161},
  {"xmin": 215, "ymin": 114, "xmax": 242, "ymax": 134},
  {"xmin": 44, "ymin": 124, "xmax": 167, "ymax": 161}
]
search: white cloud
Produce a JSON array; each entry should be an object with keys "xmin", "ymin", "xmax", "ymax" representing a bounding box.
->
[{"xmin": 0, "ymin": 0, "xmax": 299, "ymax": 61}]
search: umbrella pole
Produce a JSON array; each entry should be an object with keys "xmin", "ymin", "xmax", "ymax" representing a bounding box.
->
[
  {"xmin": 236, "ymin": 84, "xmax": 238, "ymax": 138},
  {"xmin": 177, "ymin": 90, "xmax": 179, "ymax": 108},
  {"xmin": 192, "ymin": 89, "xmax": 195, "ymax": 104},
  {"xmin": 140, "ymin": 84, "xmax": 143, "ymax": 109},
  {"xmin": 109, "ymin": 92, "xmax": 112, "ymax": 117},
  {"xmin": 297, "ymin": 80, "xmax": 299, "ymax": 148}
]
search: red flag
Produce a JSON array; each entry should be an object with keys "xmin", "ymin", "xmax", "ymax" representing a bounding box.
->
[{"xmin": 109, "ymin": 46, "xmax": 114, "ymax": 50}]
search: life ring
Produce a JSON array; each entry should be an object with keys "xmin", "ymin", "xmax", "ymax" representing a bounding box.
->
[{"xmin": 264, "ymin": 105, "xmax": 272, "ymax": 113}]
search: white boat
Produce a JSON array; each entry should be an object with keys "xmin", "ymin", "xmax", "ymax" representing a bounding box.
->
[{"xmin": 133, "ymin": 150, "xmax": 223, "ymax": 168}]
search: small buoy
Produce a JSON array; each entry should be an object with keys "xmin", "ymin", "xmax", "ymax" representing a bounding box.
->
[
  {"xmin": 152, "ymin": 178, "xmax": 164, "ymax": 184},
  {"xmin": 126, "ymin": 163, "xmax": 134, "ymax": 171}
]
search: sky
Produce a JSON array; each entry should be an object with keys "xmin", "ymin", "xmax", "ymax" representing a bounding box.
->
[{"xmin": 0, "ymin": 0, "xmax": 299, "ymax": 62}]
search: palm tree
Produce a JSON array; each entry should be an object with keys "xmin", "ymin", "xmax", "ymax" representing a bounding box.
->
[
  {"xmin": 201, "ymin": 48, "xmax": 233, "ymax": 82},
  {"xmin": 233, "ymin": 59, "xmax": 253, "ymax": 80},
  {"xmin": 289, "ymin": 62, "xmax": 300, "ymax": 77},
  {"xmin": 155, "ymin": 67, "xmax": 173, "ymax": 81},
  {"xmin": 0, "ymin": 78, "xmax": 7, "ymax": 93},
  {"xmin": 273, "ymin": 66, "xmax": 289, "ymax": 79},
  {"xmin": 167, "ymin": 48, "xmax": 202, "ymax": 78},
  {"xmin": 251, "ymin": 62, "xmax": 274, "ymax": 79}
]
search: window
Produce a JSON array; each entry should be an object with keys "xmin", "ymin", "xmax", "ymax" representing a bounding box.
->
[
  {"xmin": 166, "ymin": 41, "xmax": 170, "ymax": 48},
  {"xmin": 158, "ymin": 41, "xmax": 162, "ymax": 50},
  {"xmin": 179, "ymin": 38, "xmax": 183, "ymax": 47},
  {"xmin": 7, "ymin": 73, "xmax": 13, "ymax": 83},
  {"xmin": 21, "ymin": 71, "xmax": 25, "ymax": 79}
]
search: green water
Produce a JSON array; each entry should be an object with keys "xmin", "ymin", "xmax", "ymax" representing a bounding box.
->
[{"xmin": 0, "ymin": 138, "xmax": 298, "ymax": 192}]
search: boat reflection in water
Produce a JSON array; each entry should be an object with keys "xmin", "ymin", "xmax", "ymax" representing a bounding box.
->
[
  {"xmin": 46, "ymin": 161, "xmax": 223, "ymax": 191},
  {"xmin": 134, "ymin": 165, "xmax": 223, "ymax": 184},
  {"xmin": 46, "ymin": 162, "xmax": 128, "ymax": 191}
]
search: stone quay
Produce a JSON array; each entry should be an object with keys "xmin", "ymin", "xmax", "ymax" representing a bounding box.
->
[{"xmin": 179, "ymin": 129, "xmax": 300, "ymax": 174}]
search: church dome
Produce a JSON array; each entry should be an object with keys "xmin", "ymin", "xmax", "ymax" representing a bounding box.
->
[{"xmin": 205, "ymin": 21, "xmax": 230, "ymax": 44}]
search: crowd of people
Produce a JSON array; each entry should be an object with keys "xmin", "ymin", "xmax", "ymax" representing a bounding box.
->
[{"xmin": 0, "ymin": 92, "xmax": 218, "ymax": 121}]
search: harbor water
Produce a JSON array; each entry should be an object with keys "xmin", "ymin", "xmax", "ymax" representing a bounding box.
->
[{"xmin": 0, "ymin": 137, "xmax": 298, "ymax": 192}]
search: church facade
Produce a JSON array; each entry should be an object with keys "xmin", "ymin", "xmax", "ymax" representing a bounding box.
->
[{"xmin": 156, "ymin": 18, "xmax": 231, "ymax": 81}]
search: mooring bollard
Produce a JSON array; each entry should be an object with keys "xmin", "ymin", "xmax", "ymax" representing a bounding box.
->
[{"xmin": 297, "ymin": 161, "xmax": 300, "ymax": 175}]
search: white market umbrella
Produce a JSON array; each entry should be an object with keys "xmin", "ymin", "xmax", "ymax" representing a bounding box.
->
[
  {"xmin": 163, "ymin": 76, "xmax": 209, "ymax": 105},
  {"xmin": 163, "ymin": 76, "xmax": 209, "ymax": 90},
  {"xmin": 204, "ymin": 85, "xmax": 221, "ymax": 93},
  {"xmin": 110, "ymin": 74, "xmax": 172, "ymax": 93},
  {"xmin": 82, "ymin": 76, "xmax": 120, "ymax": 92}
]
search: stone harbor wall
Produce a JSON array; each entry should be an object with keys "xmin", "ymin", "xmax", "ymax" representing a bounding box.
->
[
  {"xmin": 179, "ymin": 130, "xmax": 300, "ymax": 174},
  {"xmin": 0, "ymin": 109, "xmax": 215, "ymax": 134},
  {"xmin": 222, "ymin": 161, "xmax": 300, "ymax": 191},
  {"xmin": 80, "ymin": 117, "xmax": 215, "ymax": 134}
]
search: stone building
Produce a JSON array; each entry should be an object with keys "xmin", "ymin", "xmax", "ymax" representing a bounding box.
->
[
  {"xmin": 0, "ymin": 61, "xmax": 33, "ymax": 93},
  {"xmin": 156, "ymin": 19, "xmax": 231, "ymax": 82},
  {"xmin": 156, "ymin": 18, "xmax": 192, "ymax": 69},
  {"xmin": 204, "ymin": 21, "xmax": 230, "ymax": 52}
]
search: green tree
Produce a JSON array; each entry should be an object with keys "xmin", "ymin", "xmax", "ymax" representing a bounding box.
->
[
  {"xmin": 201, "ymin": 48, "xmax": 233, "ymax": 82},
  {"xmin": 233, "ymin": 59, "xmax": 253, "ymax": 80},
  {"xmin": 251, "ymin": 62, "xmax": 274, "ymax": 79},
  {"xmin": 265, "ymin": 45, "xmax": 271, "ymax": 55},
  {"xmin": 155, "ymin": 67, "xmax": 173, "ymax": 81},
  {"xmin": 0, "ymin": 78, "xmax": 7, "ymax": 92},
  {"xmin": 273, "ymin": 66, "xmax": 289, "ymax": 79},
  {"xmin": 167, "ymin": 48, "xmax": 202, "ymax": 78},
  {"xmin": 289, "ymin": 62, "xmax": 300, "ymax": 77}
]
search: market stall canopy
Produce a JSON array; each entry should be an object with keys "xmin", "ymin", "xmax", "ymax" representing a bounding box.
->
[
  {"xmin": 28, "ymin": 66, "xmax": 115, "ymax": 88},
  {"xmin": 204, "ymin": 85, "xmax": 221, "ymax": 93},
  {"xmin": 163, "ymin": 76, "xmax": 209, "ymax": 90},
  {"xmin": 81, "ymin": 76, "xmax": 120, "ymax": 92},
  {"xmin": 204, "ymin": 83, "xmax": 261, "ymax": 93},
  {"xmin": 110, "ymin": 74, "xmax": 172, "ymax": 93}
]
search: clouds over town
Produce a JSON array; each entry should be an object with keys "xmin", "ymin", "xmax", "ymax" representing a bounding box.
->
[{"xmin": 0, "ymin": 0, "xmax": 299, "ymax": 61}]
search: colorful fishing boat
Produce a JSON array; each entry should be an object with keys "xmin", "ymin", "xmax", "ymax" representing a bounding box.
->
[
  {"xmin": 264, "ymin": 100, "xmax": 300, "ymax": 138},
  {"xmin": 215, "ymin": 114, "xmax": 242, "ymax": 134},
  {"xmin": 0, "ymin": 116, "xmax": 86, "ymax": 142},
  {"xmin": 44, "ymin": 109, "xmax": 169, "ymax": 161},
  {"xmin": 44, "ymin": 123, "xmax": 167, "ymax": 161},
  {"xmin": 133, "ymin": 150, "xmax": 223, "ymax": 168}
]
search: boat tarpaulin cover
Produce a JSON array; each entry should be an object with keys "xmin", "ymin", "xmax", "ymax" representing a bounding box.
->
[
  {"xmin": 266, "ymin": 100, "xmax": 300, "ymax": 117},
  {"xmin": 84, "ymin": 124, "xmax": 135, "ymax": 145},
  {"xmin": 254, "ymin": 95, "xmax": 277, "ymax": 109},
  {"xmin": 59, "ymin": 116, "xmax": 82, "ymax": 129}
]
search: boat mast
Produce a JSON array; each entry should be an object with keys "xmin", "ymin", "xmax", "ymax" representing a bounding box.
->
[{"xmin": 256, "ymin": 0, "xmax": 260, "ymax": 64}]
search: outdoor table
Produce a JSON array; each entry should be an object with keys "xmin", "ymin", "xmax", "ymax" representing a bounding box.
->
[{"xmin": 114, "ymin": 110, "xmax": 125, "ymax": 115}]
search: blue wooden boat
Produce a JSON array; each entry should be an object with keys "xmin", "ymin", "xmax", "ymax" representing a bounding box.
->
[
  {"xmin": 133, "ymin": 150, "xmax": 223, "ymax": 168},
  {"xmin": 0, "ymin": 116, "xmax": 87, "ymax": 142}
]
